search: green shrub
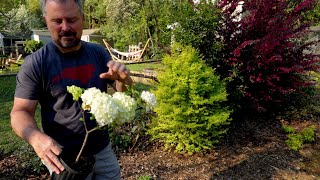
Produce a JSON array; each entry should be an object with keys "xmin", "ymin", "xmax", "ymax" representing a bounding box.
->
[
  {"xmin": 286, "ymin": 133, "xmax": 304, "ymax": 151},
  {"xmin": 282, "ymin": 125, "xmax": 296, "ymax": 134},
  {"xmin": 302, "ymin": 126, "xmax": 316, "ymax": 143},
  {"xmin": 24, "ymin": 40, "xmax": 44, "ymax": 54},
  {"xmin": 138, "ymin": 175, "xmax": 152, "ymax": 180},
  {"xmin": 148, "ymin": 43, "xmax": 231, "ymax": 154},
  {"xmin": 283, "ymin": 125, "xmax": 316, "ymax": 151}
]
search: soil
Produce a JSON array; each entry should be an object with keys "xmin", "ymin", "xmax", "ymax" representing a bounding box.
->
[{"xmin": 0, "ymin": 117, "xmax": 319, "ymax": 180}]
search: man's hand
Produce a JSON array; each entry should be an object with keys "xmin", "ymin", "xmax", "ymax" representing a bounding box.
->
[
  {"xmin": 30, "ymin": 132, "xmax": 64, "ymax": 174},
  {"xmin": 10, "ymin": 98, "xmax": 64, "ymax": 174},
  {"xmin": 99, "ymin": 60, "xmax": 133, "ymax": 91}
]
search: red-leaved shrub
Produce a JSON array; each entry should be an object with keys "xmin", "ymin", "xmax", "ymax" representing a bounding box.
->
[{"xmin": 217, "ymin": 0, "xmax": 320, "ymax": 112}]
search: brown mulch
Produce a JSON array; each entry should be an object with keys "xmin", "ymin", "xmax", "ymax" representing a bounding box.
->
[
  {"xmin": 0, "ymin": 117, "xmax": 319, "ymax": 180},
  {"xmin": 118, "ymin": 117, "xmax": 320, "ymax": 180}
]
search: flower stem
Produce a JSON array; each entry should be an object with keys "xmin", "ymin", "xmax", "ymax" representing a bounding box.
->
[
  {"xmin": 75, "ymin": 126, "xmax": 101, "ymax": 162},
  {"xmin": 75, "ymin": 103, "xmax": 102, "ymax": 162}
]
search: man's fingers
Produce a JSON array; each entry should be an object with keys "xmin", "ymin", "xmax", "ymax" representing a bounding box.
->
[
  {"xmin": 107, "ymin": 60, "xmax": 129, "ymax": 74},
  {"xmin": 49, "ymin": 153, "xmax": 64, "ymax": 172},
  {"xmin": 51, "ymin": 144, "xmax": 62, "ymax": 156},
  {"xmin": 107, "ymin": 60, "xmax": 115, "ymax": 68},
  {"xmin": 42, "ymin": 154, "xmax": 63, "ymax": 174},
  {"xmin": 48, "ymin": 150, "xmax": 64, "ymax": 172},
  {"xmin": 119, "ymin": 65, "xmax": 129, "ymax": 74},
  {"xmin": 99, "ymin": 72, "xmax": 111, "ymax": 79},
  {"xmin": 111, "ymin": 62, "xmax": 121, "ymax": 72},
  {"xmin": 103, "ymin": 60, "xmax": 130, "ymax": 81}
]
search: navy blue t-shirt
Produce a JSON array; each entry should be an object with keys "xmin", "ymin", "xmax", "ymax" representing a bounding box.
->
[{"xmin": 15, "ymin": 41, "xmax": 114, "ymax": 158}]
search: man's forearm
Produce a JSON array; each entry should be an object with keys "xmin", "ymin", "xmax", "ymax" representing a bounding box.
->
[{"xmin": 11, "ymin": 111, "xmax": 42, "ymax": 146}]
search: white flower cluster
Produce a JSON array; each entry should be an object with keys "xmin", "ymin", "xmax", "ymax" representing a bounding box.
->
[
  {"xmin": 140, "ymin": 91, "xmax": 157, "ymax": 112},
  {"xmin": 81, "ymin": 88, "xmax": 103, "ymax": 111},
  {"xmin": 112, "ymin": 92, "xmax": 136, "ymax": 123},
  {"xmin": 71, "ymin": 87, "xmax": 137, "ymax": 127}
]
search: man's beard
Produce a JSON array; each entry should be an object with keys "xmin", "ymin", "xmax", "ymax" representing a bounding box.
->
[{"xmin": 57, "ymin": 30, "xmax": 80, "ymax": 48}]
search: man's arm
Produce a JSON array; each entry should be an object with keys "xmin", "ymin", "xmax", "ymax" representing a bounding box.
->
[
  {"xmin": 113, "ymin": 76, "xmax": 133, "ymax": 92},
  {"xmin": 100, "ymin": 60, "xmax": 133, "ymax": 92},
  {"xmin": 10, "ymin": 97, "xmax": 65, "ymax": 174}
]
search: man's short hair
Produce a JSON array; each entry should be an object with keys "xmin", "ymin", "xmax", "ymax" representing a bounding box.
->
[{"xmin": 40, "ymin": 0, "xmax": 84, "ymax": 16}]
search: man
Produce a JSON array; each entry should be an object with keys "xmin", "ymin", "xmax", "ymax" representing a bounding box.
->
[{"xmin": 10, "ymin": 0, "xmax": 131, "ymax": 179}]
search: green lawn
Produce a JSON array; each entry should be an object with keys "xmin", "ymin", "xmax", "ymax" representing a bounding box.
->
[
  {"xmin": 0, "ymin": 76, "xmax": 21, "ymax": 155},
  {"xmin": 126, "ymin": 61, "xmax": 164, "ymax": 72},
  {"xmin": 1, "ymin": 60, "xmax": 162, "ymax": 75},
  {"xmin": 0, "ymin": 75, "xmax": 41, "ymax": 155},
  {"xmin": 0, "ymin": 60, "xmax": 23, "ymax": 75}
]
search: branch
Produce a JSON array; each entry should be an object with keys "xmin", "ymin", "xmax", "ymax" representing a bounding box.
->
[{"xmin": 75, "ymin": 126, "xmax": 100, "ymax": 162}]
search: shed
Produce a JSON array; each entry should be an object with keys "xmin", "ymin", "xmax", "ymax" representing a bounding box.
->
[
  {"xmin": 31, "ymin": 30, "xmax": 52, "ymax": 45},
  {"xmin": 0, "ymin": 31, "xmax": 30, "ymax": 56},
  {"xmin": 81, "ymin": 29, "xmax": 105, "ymax": 45}
]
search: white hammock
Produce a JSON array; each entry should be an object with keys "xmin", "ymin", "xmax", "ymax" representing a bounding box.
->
[
  {"xmin": 103, "ymin": 38, "xmax": 150, "ymax": 62},
  {"xmin": 109, "ymin": 46, "xmax": 142, "ymax": 57}
]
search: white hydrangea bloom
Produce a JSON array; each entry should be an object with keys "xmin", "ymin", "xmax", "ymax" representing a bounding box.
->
[
  {"xmin": 141, "ymin": 91, "xmax": 157, "ymax": 112},
  {"xmin": 79, "ymin": 87, "xmax": 136, "ymax": 126},
  {"xmin": 69, "ymin": 86, "xmax": 137, "ymax": 127},
  {"xmin": 112, "ymin": 92, "xmax": 137, "ymax": 123},
  {"xmin": 90, "ymin": 93, "xmax": 118, "ymax": 126},
  {"xmin": 80, "ymin": 87, "xmax": 102, "ymax": 110}
]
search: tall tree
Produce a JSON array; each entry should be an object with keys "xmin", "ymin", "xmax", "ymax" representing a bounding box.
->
[
  {"xmin": 83, "ymin": 0, "xmax": 187, "ymax": 52},
  {"xmin": 0, "ymin": 0, "xmax": 45, "ymax": 34},
  {"xmin": 0, "ymin": 0, "xmax": 24, "ymax": 29},
  {"xmin": 1, "ymin": 5, "xmax": 33, "ymax": 36},
  {"xmin": 172, "ymin": 1, "xmax": 223, "ymax": 69},
  {"xmin": 25, "ymin": 0, "xmax": 46, "ymax": 29}
]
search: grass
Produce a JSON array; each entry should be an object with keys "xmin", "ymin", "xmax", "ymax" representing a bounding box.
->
[
  {"xmin": 0, "ymin": 59, "xmax": 23, "ymax": 75},
  {"xmin": 126, "ymin": 61, "xmax": 164, "ymax": 72},
  {"xmin": 0, "ymin": 75, "xmax": 22, "ymax": 155},
  {"xmin": 1, "ymin": 60, "xmax": 162, "ymax": 74},
  {"xmin": 0, "ymin": 75, "xmax": 41, "ymax": 155}
]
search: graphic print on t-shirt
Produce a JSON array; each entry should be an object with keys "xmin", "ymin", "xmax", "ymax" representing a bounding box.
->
[{"xmin": 51, "ymin": 64, "xmax": 96, "ymax": 86}]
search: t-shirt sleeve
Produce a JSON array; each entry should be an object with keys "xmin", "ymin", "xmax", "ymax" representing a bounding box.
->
[{"xmin": 15, "ymin": 54, "xmax": 42, "ymax": 100}]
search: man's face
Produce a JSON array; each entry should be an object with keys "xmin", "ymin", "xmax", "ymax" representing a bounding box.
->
[{"xmin": 44, "ymin": 0, "xmax": 83, "ymax": 51}]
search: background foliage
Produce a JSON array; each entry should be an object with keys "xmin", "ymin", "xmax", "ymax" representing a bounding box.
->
[
  {"xmin": 24, "ymin": 39, "xmax": 44, "ymax": 54},
  {"xmin": 173, "ymin": 1, "xmax": 224, "ymax": 69}
]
